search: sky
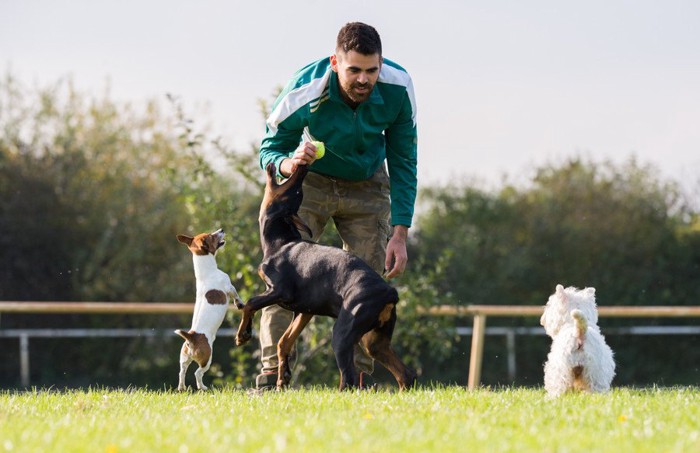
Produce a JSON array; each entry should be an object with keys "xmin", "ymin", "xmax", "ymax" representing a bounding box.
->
[{"xmin": 2, "ymin": 0, "xmax": 700, "ymax": 192}]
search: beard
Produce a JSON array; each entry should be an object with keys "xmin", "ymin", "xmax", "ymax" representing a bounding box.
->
[{"xmin": 340, "ymin": 81, "xmax": 374, "ymax": 105}]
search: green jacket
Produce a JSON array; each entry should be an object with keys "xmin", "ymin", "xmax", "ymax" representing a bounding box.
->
[{"xmin": 260, "ymin": 57, "xmax": 418, "ymax": 227}]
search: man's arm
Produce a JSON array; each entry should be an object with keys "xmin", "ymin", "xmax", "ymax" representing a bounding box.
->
[
  {"xmin": 383, "ymin": 84, "xmax": 417, "ymax": 279},
  {"xmin": 385, "ymin": 91, "xmax": 418, "ymax": 228}
]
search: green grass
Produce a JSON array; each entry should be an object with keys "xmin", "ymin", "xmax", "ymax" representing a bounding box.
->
[{"xmin": 0, "ymin": 386, "xmax": 697, "ymax": 452}]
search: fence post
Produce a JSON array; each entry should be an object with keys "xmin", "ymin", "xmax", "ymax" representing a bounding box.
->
[
  {"xmin": 20, "ymin": 333, "xmax": 30, "ymax": 387},
  {"xmin": 506, "ymin": 330, "xmax": 516, "ymax": 382},
  {"xmin": 467, "ymin": 314, "xmax": 486, "ymax": 390}
]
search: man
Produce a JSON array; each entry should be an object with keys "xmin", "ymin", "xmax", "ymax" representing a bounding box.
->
[{"xmin": 254, "ymin": 22, "xmax": 418, "ymax": 391}]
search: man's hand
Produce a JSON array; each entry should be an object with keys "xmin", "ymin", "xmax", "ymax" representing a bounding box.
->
[
  {"xmin": 279, "ymin": 141, "xmax": 322, "ymax": 177},
  {"xmin": 385, "ymin": 225, "xmax": 409, "ymax": 279}
]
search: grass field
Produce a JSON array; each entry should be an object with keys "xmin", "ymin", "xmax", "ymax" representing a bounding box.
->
[{"xmin": 0, "ymin": 386, "xmax": 697, "ymax": 452}]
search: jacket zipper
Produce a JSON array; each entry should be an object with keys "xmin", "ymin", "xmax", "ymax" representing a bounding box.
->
[{"xmin": 353, "ymin": 109, "xmax": 361, "ymax": 154}]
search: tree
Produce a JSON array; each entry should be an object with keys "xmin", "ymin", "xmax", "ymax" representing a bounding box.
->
[
  {"xmin": 411, "ymin": 157, "xmax": 700, "ymax": 384},
  {"xmin": 0, "ymin": 74, "xmax": 265, "ymax": 387},
  {"xmin": 414, "ymin": 157, "xmax": 698, "ymax": 307},
  {"xmin": 3, "ymin": 70, "xmax": 697, "ymax": 388}
]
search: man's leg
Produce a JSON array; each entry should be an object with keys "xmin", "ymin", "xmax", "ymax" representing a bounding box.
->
[
  {"xmin": 334, "ymin": 166, "xmax": 392, "ymax": 377},
  {"xmin": 255, "ymin": 304, "xmax": 294, "ymax": 389}
]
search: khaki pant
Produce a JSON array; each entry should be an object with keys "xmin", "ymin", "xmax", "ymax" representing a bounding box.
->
[{"xmin": 257, "ymin": 166, "xmax": 392, "ymax": 380}]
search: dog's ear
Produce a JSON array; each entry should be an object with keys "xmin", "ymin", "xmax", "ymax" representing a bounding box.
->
[
  {"xmin": 584, "ymin": 287, "xmax": 596, "ymax": 297},
  {"xmin": 177, "ymin": 235, "xmax": 193, "ymax": 246},
  {"xmin": 290, "ymin": 214, "xmax": 313, "ymax": 238},
  {"xmin": 265, "ymin": 163, "xmax": 279, "ymax": 188},
  {"xmin": 555, "ymin": 284, "xmax": 568, "ymax": 302}
]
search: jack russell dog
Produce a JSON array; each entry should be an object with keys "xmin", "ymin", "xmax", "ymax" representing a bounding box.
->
[{"xmin": 175, "ymin": 228, "xmax": 243, "ymax": 391}]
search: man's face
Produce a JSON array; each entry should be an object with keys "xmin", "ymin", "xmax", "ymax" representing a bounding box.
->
[{"xmin": 330, "ymin": 50, "xmax": 382, "ymax": 107}]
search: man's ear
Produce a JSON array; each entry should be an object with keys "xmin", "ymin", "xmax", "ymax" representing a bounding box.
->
[{"xmin": 330, "ymin": 54, "xmax": 338, "ymax": 72}]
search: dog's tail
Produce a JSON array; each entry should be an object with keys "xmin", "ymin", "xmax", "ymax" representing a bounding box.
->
[
  {"xmin": 175, "ymin": 329, "xmax": 192, "ymax": 342},
  {"xmin": 571, "ymin": 309, "xmax": 587, "ymax": 350}
]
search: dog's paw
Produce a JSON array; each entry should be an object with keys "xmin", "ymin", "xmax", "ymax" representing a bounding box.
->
[{"xmin": 235, "ymin": 332, "xmax": 251, "ymax": 346}]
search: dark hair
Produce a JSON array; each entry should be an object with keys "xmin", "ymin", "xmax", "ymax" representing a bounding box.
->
[{"xmin": 336, "ymin": 22, "xmax": 382, "ymax": 56}]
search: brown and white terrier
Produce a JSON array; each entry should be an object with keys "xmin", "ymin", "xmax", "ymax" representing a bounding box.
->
[{"xmin": 175, "ymin": 228, "xmax": 243, "ymax": 391}]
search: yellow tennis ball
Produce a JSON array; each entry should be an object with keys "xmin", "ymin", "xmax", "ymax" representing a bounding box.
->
[{"xmin": 312, "ymin": 141, "xmax": 325, "ymax": 159}]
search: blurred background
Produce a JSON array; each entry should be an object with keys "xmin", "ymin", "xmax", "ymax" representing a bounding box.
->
[{"xmin": 1, "ymin": 0, "xmax": 698, "ymax": 389}]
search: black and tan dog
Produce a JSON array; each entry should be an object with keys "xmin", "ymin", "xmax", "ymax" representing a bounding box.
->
[{"xmin": 235, "ymin": 163, "xmax": 416, "ymax": 391}]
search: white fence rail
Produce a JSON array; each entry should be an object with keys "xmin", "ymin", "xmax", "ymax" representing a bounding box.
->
[
  {"xmin": 421, "ymin": 305, "xmax": 700, "ymax": 389},
  {"xmin": 1, "ymin": 302, "xmax": 700, "ymax": 388}
]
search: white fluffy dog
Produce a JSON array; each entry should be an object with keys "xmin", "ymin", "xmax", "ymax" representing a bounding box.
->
[{"xmin": 540, "ymin": 284, "xmax": 615, "ymax": 397}]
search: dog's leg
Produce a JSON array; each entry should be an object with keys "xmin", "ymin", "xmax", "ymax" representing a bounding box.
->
[
  {"xmin": 544, "ymin": 359, "xmax": 570, "ymax": 397},
  {"xmin": 359, "ymin": 307, "xmax": 417, "ymax": 391},
  {"xmin": 194, "ymin": 357, "xmax": 213, "ymax": 391},
  {"xmin": 276, "ymin": 312, "xmax": 313, "ymax": 390},
  {"xmin": 360, "ymin": 329, "xmax": 416, "ymax": 391},
  {"xmin": 178, "ymin": 333, "xmax": 212, "ymax": 391},
  {"xmin": 332, "ymin": 311, "xmax": 359, "ymax": 390},
  {"xmin": 235, "ymin": 291, "xmax": 286, "ymax": 346},
  {"xmin": 235, "ymin": 305, "xmax": 256, "ymax": 346},
  {"xmin": 582, "ymin": 360, "xmax": 613, "ymax": 393},
  {"xmin": 230, "ymin": 292, "xmax": 244, "ymax": 309},
  {"xmin": 178, "ymin": 343, "xmax": 193, "ymax": 392}
]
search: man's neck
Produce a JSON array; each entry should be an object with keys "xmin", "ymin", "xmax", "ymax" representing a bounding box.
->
[{"xmin": 340, "ymin": 90, "xmax": 360, "ymax": 110}]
